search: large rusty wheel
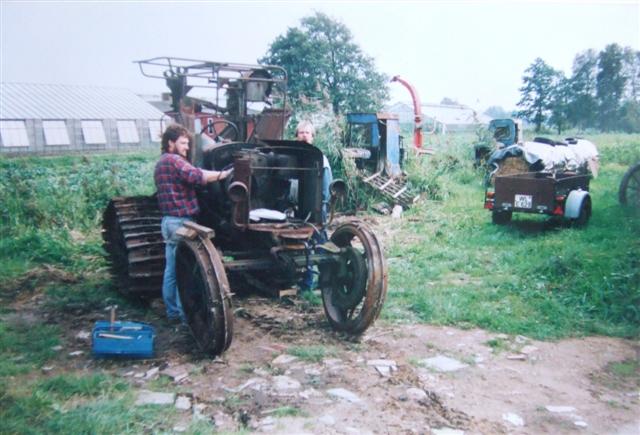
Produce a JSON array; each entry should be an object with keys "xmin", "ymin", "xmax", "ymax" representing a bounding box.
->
[
  {"xmin": 619, "ymin": 162, "xmax": 640, "ymax": 207},
  {"xmin": 319, "ymin": 221, "xmax": 387, "ymax": 335},
  {"xmin": 176, "ymin": 235, "xmax": 233, "ymax": 356}
]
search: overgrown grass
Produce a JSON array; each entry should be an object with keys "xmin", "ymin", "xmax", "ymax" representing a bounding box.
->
[
  {"xmin": 0, "ymin": 321, "xmax": 60, "ymax": 376},
  {"xmin": 0, "ymin": 152, "xmax": 174, "ymax": 433},
  {"xmin": 1, "ymin": 379, "xmax": 174, "ymax": 435},
  {"xmin": 0, "ymin": 152, "xmax": 156, "ymax": 278},
  {"xmin": 0, "ymin": 152, "xmax": 156, "ymax": 231},
  {"xmin": 35, "ymin": 373, "xmax": 129, "ymax": 399},
  {"xmin": 382, "ymin": 132, "xmax": 640, "ymax": 339}
]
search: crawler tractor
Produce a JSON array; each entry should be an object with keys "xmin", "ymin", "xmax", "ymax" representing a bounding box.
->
[{"xmin": 102, "ymin": 57, "xmax": 388, "ymax": 356}]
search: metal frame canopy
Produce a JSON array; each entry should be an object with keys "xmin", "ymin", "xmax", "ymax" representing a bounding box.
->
[
  {"xmin": 134, "ymin": 56, "xmax": 289, "ymax": 144},
  {"xmin": 134, "ymin": 56, "xmax": 287, "ymax": 91}
]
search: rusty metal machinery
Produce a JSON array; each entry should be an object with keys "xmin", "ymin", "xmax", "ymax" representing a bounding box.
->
[
  {"xmin": 391, "ymin": 75, "xmax": 423, "ymax": 149},
  {"xmin": 134, "ymin": 56, "xmax": 289, "ymax": 150},
  {"xmin": 102, "ymin": 58, "xmax": 388, "ymax": 356},
  {"xmin": 175, "ymin": 222, "xmax": 234, "ymax": 356},
  {"xmin": 102, "ymin": 196, "xmax": 164, "ymax": 299},
  {"xmin": 319, "ymin": 221, "xmax": 387, "ymax": 334}
]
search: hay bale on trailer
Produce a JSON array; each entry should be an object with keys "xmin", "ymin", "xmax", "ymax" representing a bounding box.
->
[
  {"xmin": 489, "ymin": 156, "xmax": 531, "ymax": 184},
  {"xmin": 486, "ymin": 138, "xmax": 599, "ymax": 186}
]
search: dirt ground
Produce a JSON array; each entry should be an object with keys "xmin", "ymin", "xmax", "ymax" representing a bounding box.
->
[
  {"xmin": 4, "ymin": 216, "xmax": 639, "ymax": 434},
  {"xmin": 5, "ymin": 282, "xmax": 638, "ymax": 435}
]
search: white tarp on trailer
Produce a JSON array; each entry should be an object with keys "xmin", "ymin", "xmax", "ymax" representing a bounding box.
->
[{"xmin": 489, "ymin": 138, "xmax": 600, "ymax": 177}]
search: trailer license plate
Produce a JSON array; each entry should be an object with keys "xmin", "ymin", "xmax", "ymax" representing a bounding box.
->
[{"xmin": 514, "ymin": 194, "xmax": 532, "ymax": 209}]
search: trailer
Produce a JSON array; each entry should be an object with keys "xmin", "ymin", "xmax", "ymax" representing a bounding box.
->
[{"xmin": 484, "ymin": 171, "xmax": 592, "ymax": 227}]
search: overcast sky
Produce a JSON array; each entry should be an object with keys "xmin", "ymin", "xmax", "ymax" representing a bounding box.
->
[{"xmin": 1, "ymin": 0, "xmax": 638, "ymax": 112}]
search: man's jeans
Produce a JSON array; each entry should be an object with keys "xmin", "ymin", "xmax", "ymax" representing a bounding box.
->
[
  {"xmin": 302, "ymin": 165, "xmax": 333, "ymax": 291},
  {"xmin": 321, "ymin": 162, "xmax": 333, "ymax": 224},
  {"xmin": 161, "ymin": 216, "xmax": 191, "ymax": 321}
]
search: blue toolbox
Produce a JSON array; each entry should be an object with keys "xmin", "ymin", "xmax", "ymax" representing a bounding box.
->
[{"xmin": 92, "ymin": 320, "xmax": 156, "ymax": 358}]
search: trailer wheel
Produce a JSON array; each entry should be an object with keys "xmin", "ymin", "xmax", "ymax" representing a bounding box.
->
[
  {"xmin": 492, "ymin": 210, "xmax": 512, "ymax": 225},
  {"xmin": 619, "ymin": 162, "xmax": 640, "ymax": 207},
  {"xmin": 176, "ymin": 236, "xmax": 233, "ymax": 356},
  {"xmin": 319, "ymin": 221, "xmax": 387, "ymax": 335},
  {"xmin": 571, "ymin": 196, "xmax": 592, "ymax": 228}
]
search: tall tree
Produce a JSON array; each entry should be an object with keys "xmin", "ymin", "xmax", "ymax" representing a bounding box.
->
[
  {"xmin": 596, "ymin": 43, "xmax": 628, "ymax": 131},
  {"xmin": 621, "ymin": 48, "xmax": 640, "ymax": 133},
  {"xmin": 620, "ymin": 100, "xmax": 640, "ymax": 133},
  {"xmin": 516, "ymin": 58, "xmax": 561, "ymax": 132},
  {"xmin": 622, "ymin": 46, "xmax": 640, "ymax": 102},
  {"xmin": 549, "ymin": 76, "xmax": 571, "ymax": 134},
  {"xmin": 567, "ymin": 49, "xmax": 598, "ymax": 130},
  {"xmin": 260, "ymin": 12, "xmax": 388, "ymax": 115}
]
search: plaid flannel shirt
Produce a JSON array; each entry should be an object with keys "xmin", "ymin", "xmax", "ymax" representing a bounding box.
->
[{"xmin": 154, "ymin": 153, "xmax": 206, "ymax": 217}]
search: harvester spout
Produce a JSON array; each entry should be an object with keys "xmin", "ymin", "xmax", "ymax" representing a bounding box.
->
[{"xmin": 391, "ymin": 75, "xmax": 423, "ymax": 149}]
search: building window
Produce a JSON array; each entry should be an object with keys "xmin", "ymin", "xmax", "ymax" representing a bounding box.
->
[
  {"xmin": 117, "ymin": 120, "xmax": 139, "ymax": 143},
  {"xmin": 148, "ymin": 119, "xmax": 167, "ymax": 143},
  {"xmin": 81, "ymin": 120, "xmax": 107, "ymax": 144},
  {"xmin": 43, "ymin": 120, "xmax": 71, "ymax": 146},
  {"xmin": 0, "ymin": 120, "xmax": 29, "ymax": 147}
]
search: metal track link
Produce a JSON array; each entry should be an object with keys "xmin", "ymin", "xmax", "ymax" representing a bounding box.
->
[{"xmin": 102, "ymin": 195, "xmax": 164, "ymax": 298}]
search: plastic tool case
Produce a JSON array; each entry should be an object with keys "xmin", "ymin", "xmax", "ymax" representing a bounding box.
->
[{"xmin": 92, "ymin": 321, "xmax": 155, "ymax": 358}]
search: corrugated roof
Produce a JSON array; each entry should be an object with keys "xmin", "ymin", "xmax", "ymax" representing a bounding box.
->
[{"xmin": 0, "ymin": 82, "xmax": 166, "ymax": 119}]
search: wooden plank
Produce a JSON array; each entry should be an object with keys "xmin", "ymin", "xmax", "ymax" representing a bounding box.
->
[
  {"xmin": 183, "ymin": 221, "xmax": 215, "ymax": 239},
  {"xmin": 278, "ymin": 288, "xmax": 298, "ymax": 298},
  {"xmin": 392, "ymin": 186, "xmax": 408, "ymax": 198},
  {"xmin": 379, "ymin": 178, "xmax": 394, "ymax": 190},
  {"xmin": 175, "ymin": 227, "xmax": 197, "ymax": 240},
  {"xmin": 364, "ymin": 171, "xmax": 383, "ymax": 183}
]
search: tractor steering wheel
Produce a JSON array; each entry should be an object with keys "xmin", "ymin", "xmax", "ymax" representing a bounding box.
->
[{"xmin": 199, "ymin": 120, "xmax": 240, "ymax": 143}]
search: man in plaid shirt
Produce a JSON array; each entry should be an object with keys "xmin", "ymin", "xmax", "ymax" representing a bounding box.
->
[{"xmin": 154, "ymin": 124, "xmax": 232, "ymax": 323}]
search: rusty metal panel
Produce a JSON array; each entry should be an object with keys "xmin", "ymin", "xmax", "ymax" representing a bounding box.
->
[
  {"xmin": 230, "ymin": 155, "xmax": 251, "ymax": 228},
  {"xmin": 252, "ymin": 108, "xmax": 290, "ymax": 141},
  {"xmin": 495, "ymin": 172, "xmax": 557, "ymax": 213}
]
